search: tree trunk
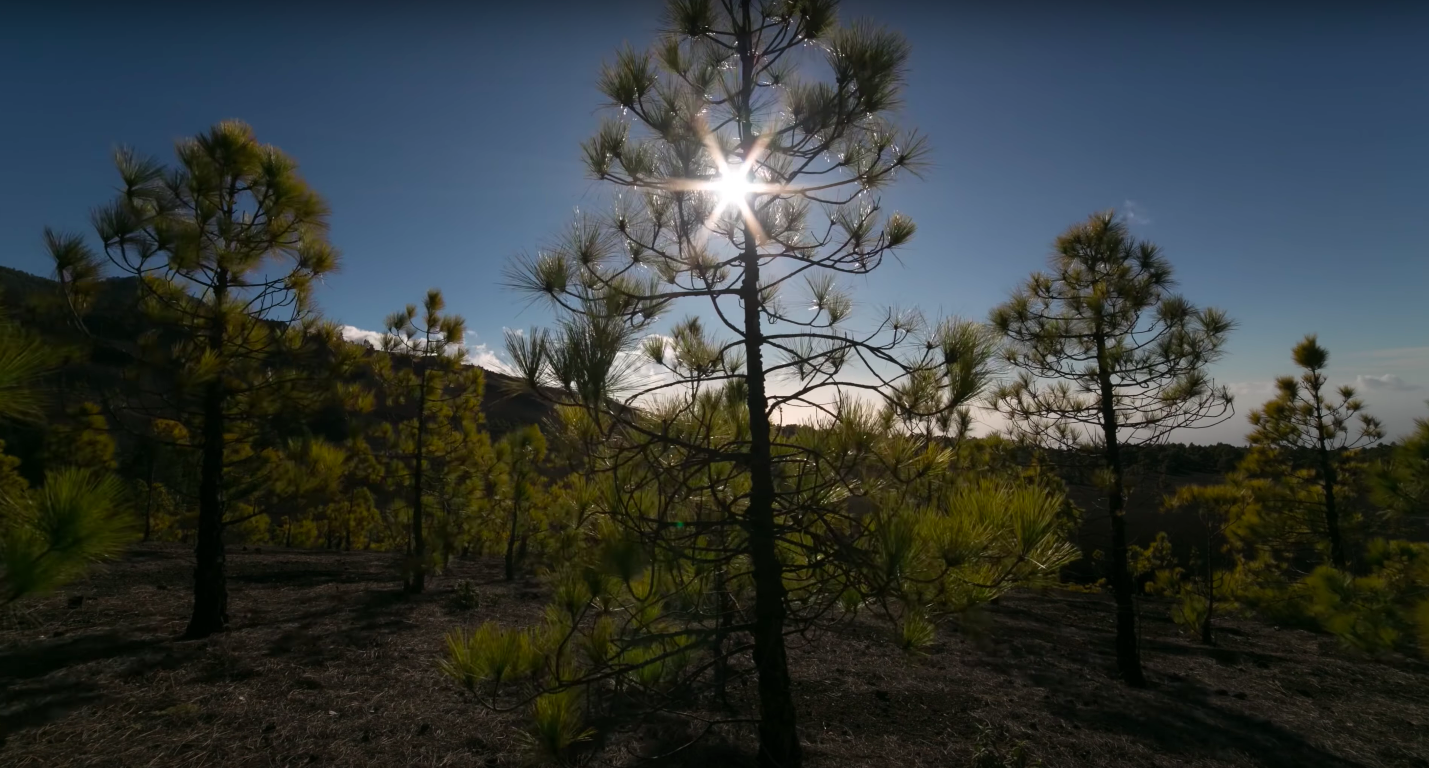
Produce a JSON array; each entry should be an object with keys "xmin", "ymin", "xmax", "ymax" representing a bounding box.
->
[
  {"xmin": 504, "ymin": 501, "xmax": 519, "ymax": 581},
  {"xmin": 142, "ymin": 451, "xmax": 156, "ymax": 543},
  {"xmin": 1317, "ymin": 440, "xmax": 1346, "ymax": 569},
  {"xmin": 1201, "ymin": 531, "xmax": 1215, "ymax": 646},
  {"xmin": 184, "ymin": 272, "xmax": 230, "ymax": 640},
  {"xmin": 1095, "ymin": 332, "xmax": 1145, "ymax": 687},
  {"xmin": 408, "ymin": 367, "xmax": 428, "ymax": 593},
  {"xmin": 734, "ymin": 5, "xmax": 801, "ymax": 762}
]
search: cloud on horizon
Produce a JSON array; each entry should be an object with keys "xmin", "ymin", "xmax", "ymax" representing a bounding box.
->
[
  {"xmin": 1355, "ymin": 373, "xmax": 1423, "ymax": 392},
  {"xmin": 339, "ymin": 325, "xmax": 514, "ymax": 374}
]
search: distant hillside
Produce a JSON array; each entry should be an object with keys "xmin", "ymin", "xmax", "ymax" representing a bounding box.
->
[{"xmin": 0, "ymin": 265, "xmax": 554, "ymax": 438}]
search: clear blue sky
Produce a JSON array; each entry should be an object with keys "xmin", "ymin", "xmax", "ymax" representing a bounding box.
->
[{"xmin": 2, "ymin": 1, "xmax": 1425, "ymax": 442}]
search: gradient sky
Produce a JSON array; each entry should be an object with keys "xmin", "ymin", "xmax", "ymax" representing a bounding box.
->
[{"xmin": 2, "ymin": 1, "xmax": 1425, "ymax": 442}]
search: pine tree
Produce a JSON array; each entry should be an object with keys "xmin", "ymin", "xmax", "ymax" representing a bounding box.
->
[
  {"xmin": 49, "ymin": 121, "xmax": 347, "ymax": 638},
  {"xmin": 495, "ymin": 425, "xmax": 546, "ymax": 581},
  {"xmin": 488, "ymin": 2, "xmax": 1070, "ymax": 763},
  {"xmin": 991, "ymin": 210, "xmax": 1235, "ymax": 686},
  {"xmin": 366, "ymin": 289, "xmax": 486, "ymax": 593},
  {"xmin": 1247, "ymin": 335, "xmax": 1383, "ymax": 569}
]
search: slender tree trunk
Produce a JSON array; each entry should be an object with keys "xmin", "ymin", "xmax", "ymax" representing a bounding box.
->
[
  {"xmin": 1095, "ymin": 332, "xmax": 1145, "ymax": 687},
  {"xmin": 504, "ymin": 500, "xmax": 519, "ymax": 581},
  {"xmin": 184, "ymin": 271, "xmax": 229, "ymax": 640},
  {"xmin": 142, "ymin": 451, "xmax": 156, "ymax": 543},
  {"xmin": 408, "ymin": 367, "xmax": 428, "ymax": 593},
  {"xmin": 1317, "ymin": 437, "xmax": 1346, "ymax": 569},
  {"xmin": 711, "ymin": 522, "xmax": 732, "ymax": 708},
  {"xmin": 734, "ymin": 6, "xmax": 801, "ymax": 762},
  {"xmin": 1201, "ymin": 528, "xmax": 1215, "ymax": 645}
]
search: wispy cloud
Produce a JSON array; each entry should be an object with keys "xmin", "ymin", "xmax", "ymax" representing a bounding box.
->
[
  {"xmin": 1355, "ymin": 373, "xmax": 1423, "ymax": 392},
  {"xmin": 1122, "ymin": 199, "xmax": 1152, "ymax": 226},
  {"xmin": 1225, "ymin": 381, "xmax": 1275, "ymax": 401}
]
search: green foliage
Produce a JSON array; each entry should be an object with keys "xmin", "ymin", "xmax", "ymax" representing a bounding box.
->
[
  {"xmin": 991, "ymin": 211, "xmax": 1235, "ymax": 455},
  {"xmin": 439, "ymin": 621, "xmax": 543, "ymax": 694},
  {"xmin": 232, "ymin": 510, "xmax": 272, "ymax": 545},
  {"xmin": 1373, "ymin": 408, "xmax": 1429, "ymax": 524},
  {"xmin": 1, "ymin": 467, "xmax": 131, "ymax": 603},
  {"xmin": 0, "ymin": 311, "xmax": 57, "ymax": 423},
  {"xmin": 1301, "ymin": 539, "xmax": 1429, "ymax": 656},
  {"xmin": 450, "ymin": 579, "xmax": 481, "ymax": 611},
  {"xmin": 495, "ymin": 425, "xmax": 547, "ymax": 580},
  {"xmin": 45, "ymin": 401, "xmax": 116, "ymax": 471},
  {"xmin": 898, "ymin": 608, "xmax": 936, "ymax": 654},
  {"xmin": 528, "ymin": 689, "xmax": 595, "ymax": 766}
]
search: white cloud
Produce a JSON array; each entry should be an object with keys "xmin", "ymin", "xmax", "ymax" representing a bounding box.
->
[
  {"xmin": 340, "ymin": 325, "xmax": 514, "ymax": 375},
  {"xmin": 339, "ymin": 324, "xmax": 388, "ymax": 350},
  {"xmin": 1355, "ymin": 373, "xmax": 1423, "ymax": 392}
]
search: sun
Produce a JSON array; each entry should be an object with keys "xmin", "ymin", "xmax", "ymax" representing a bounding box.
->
[{"xmin": 712, "ymin": 164, "xmax": 754, "ymax": 208}]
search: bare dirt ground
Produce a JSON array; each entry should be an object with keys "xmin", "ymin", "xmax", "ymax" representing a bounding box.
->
[{"xmin": 2, "ymin": 544, "xmax": 1426, "ymax": 767}]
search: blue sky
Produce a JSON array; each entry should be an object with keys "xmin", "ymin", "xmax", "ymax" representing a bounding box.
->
[{"xmin": 2, "ymin": 1, "xmax": 1425, "ymax": 442}]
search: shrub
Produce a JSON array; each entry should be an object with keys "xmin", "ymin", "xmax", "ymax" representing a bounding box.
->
[
  {"xmin": 528, "ymin": 689, "xmax": 594, "ymax": 765},
  {"xmin": 450, "ymin": 579, "xmax": 481, "ymax": 611}
]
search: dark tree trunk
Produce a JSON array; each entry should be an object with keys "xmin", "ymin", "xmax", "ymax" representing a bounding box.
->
[
  {"xmin": 142, "ymin": 451, "xmax": 156, "ymax": 543},
  {"xmin": 504, "ymin": 501, "xmax": 519, "ymax": 581},
  {"xmin": 1317, "ymin": 439, "xmax": 1346, "ymax": 569},
  {"xmin": 1096, "ymin": 333, "xmax": 1146, "ymax": 687},
  {"xmin": 184, "ymin": 272, "xmax": 230, "ymax": 640},
  {"xmin": 734, "ymin": 5, "xmax": 801, "ymax": 763},
  {"xmin": 1201, "ymin": 531, "xmax": 1215, "ymax": 645},
  {"xmin": 408, "ymin": 367, "xmax": 428, "ymax": 594}
]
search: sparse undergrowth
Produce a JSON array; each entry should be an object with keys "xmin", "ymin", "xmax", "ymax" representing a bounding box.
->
[{"xmin": 1, "ymin": 545, "xmax": 1427, "ymax": 768}]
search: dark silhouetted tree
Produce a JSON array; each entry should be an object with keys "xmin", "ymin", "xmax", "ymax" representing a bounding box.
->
[
  {"xmin": 49, "ymin": 121, "xmax": 344, "ymax": 638},
  {"xmin": 477, "ymin": 2, "xmax": 1073, "ymax": 764},
  {"xmin": 991, "ymin": 211, "xmax": 1235, "ymax": 686}
]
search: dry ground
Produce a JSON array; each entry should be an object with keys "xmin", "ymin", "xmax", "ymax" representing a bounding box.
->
[{"xmin": 2, "ymin": 544, "xmax": 1426, "ymax": 767}]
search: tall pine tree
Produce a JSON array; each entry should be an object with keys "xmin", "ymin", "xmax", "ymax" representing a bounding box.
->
[
  {"xmin": 49, "ymin": 121, "xmax": 345, "ymax": 637},
  {"xmin": 484, "ymin": 2, "xmax": 1073, "ymax": 763},
  {"xmin": 991, "ymin": 211, "xmax": 1235, "ymax": 686}
]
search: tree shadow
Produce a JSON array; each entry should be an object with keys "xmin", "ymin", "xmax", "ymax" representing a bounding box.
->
[
  {"xmin": 228, "ymin": 568, "xmax": 357, "ymax": 589},
  {"xmin": 0, "ymin": 678, "xmax": 104, "ymax": 744},
  {"xmin": 0, "ymin": 633, "xmax": 158, "ymax": 681},
  {"xmin": 1048, "ymin": 693, "xmax": 1364, "ymax": 768}
]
